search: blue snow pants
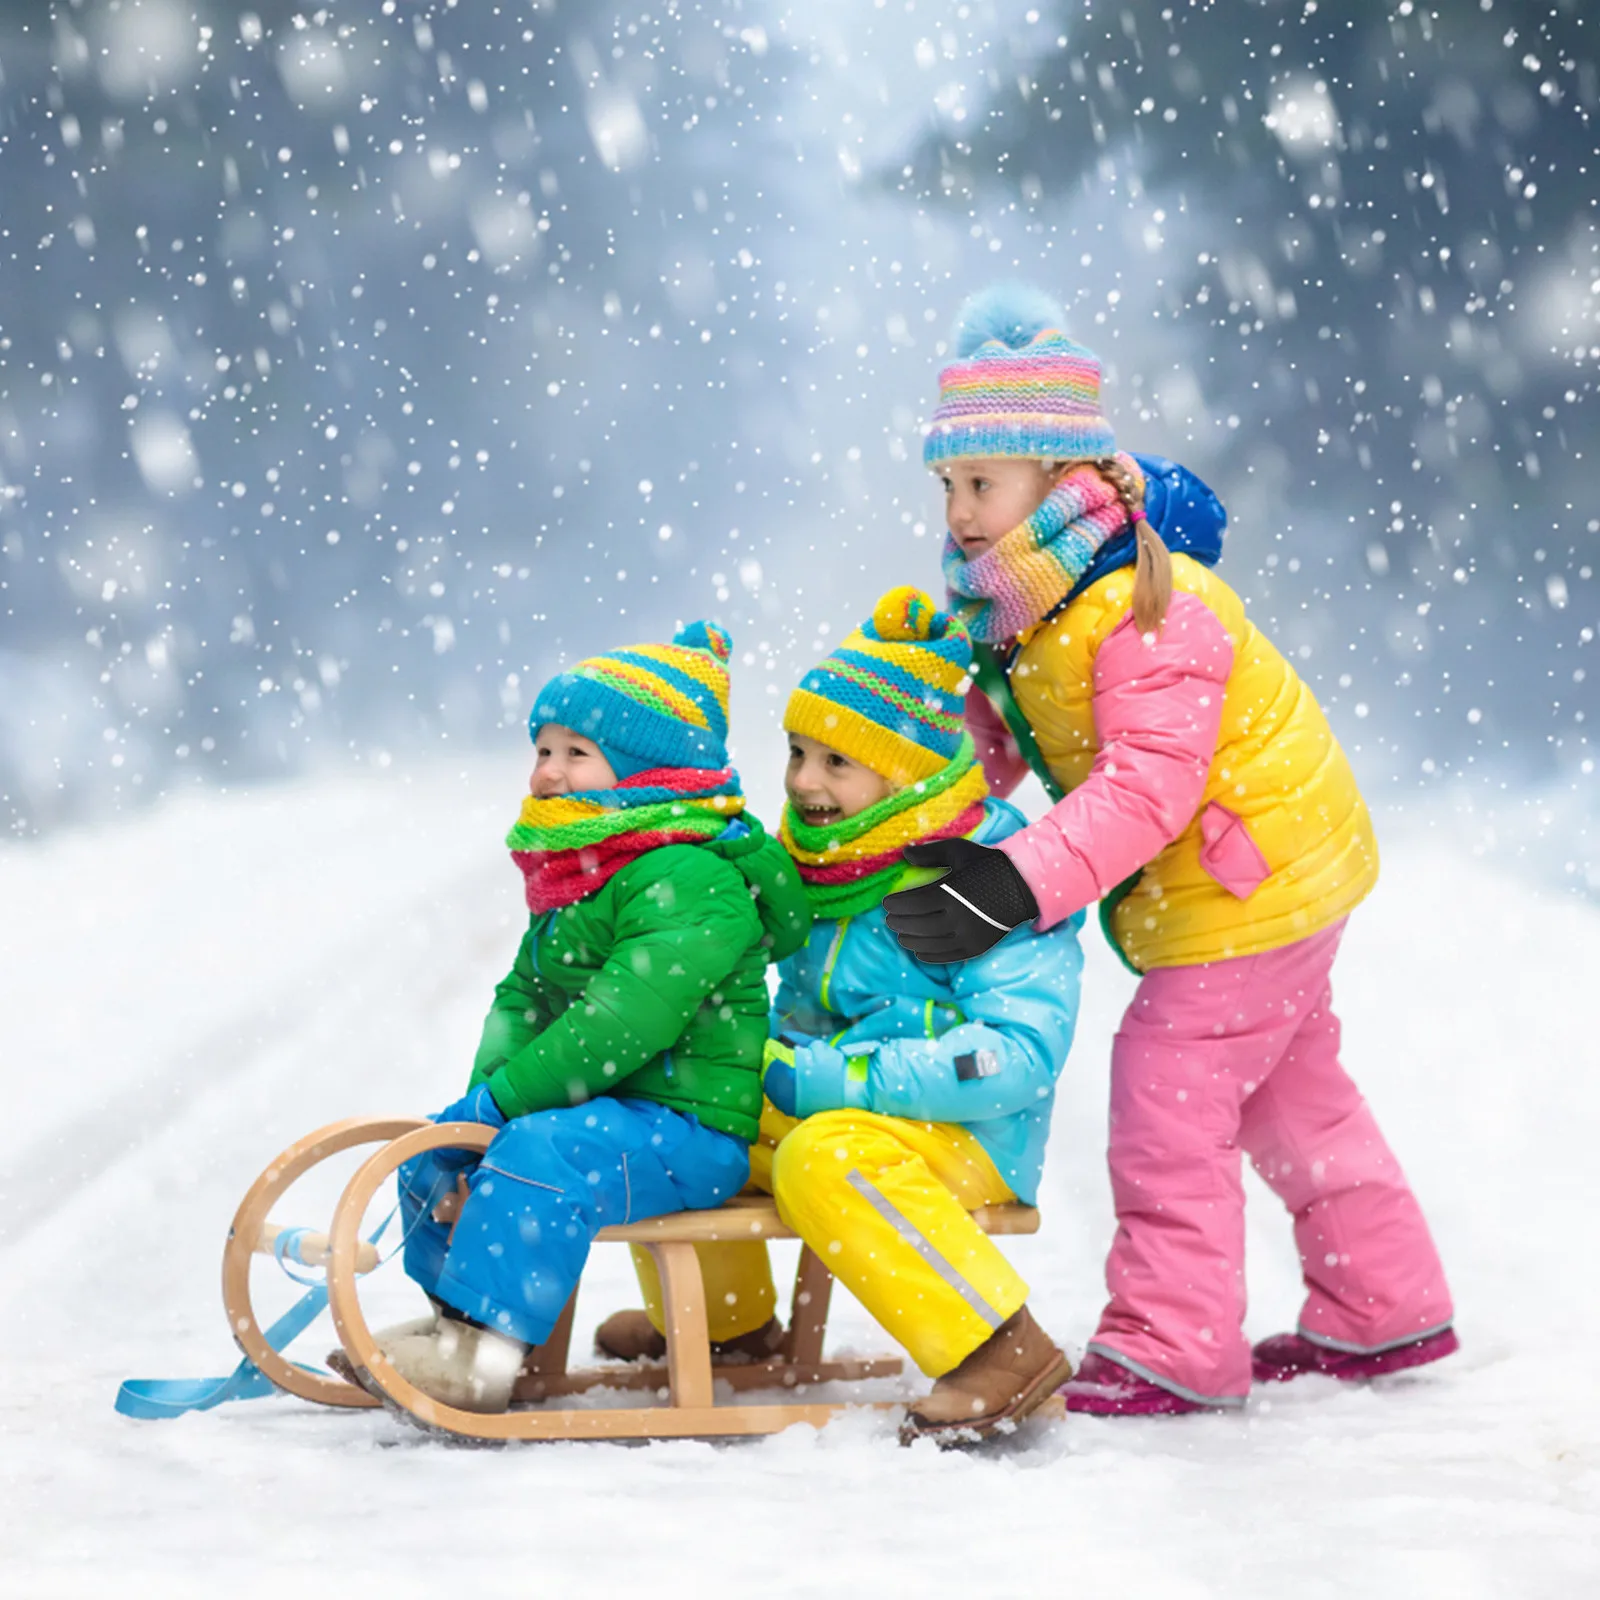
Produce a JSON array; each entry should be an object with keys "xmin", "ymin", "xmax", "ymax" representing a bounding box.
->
[{"xmin": 397, "ymin": 1097, "xmax": 750, "ymax": 1347}]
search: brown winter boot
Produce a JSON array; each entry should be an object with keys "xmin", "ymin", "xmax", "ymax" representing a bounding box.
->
[
  {"xmin": 593, "ymin": 1309, "xmax": 787, "ymax": 1365},
  {"xmin": 899, "ymin": 1305, "xmax": 1073, "ymax": 1447}
]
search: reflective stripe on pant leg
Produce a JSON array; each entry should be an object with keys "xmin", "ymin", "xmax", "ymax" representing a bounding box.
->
[
  {"xmin": 1085, "ymin": 1342, "xmax": 1247, "ymax": 1409},
  {"xmin": 770, "ymin": 1109, "xmax": 1026, "ymax": 1378},
  {"xmin": 1294, "ymin": 1318, "xmax": 1456, "ymax": 1356},
  {"xmin": 845, "ymin": 1170, "xmax": 1003, "ymax": 1333}
]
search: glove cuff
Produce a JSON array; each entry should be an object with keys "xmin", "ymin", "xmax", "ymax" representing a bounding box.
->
[
  {"xmin": 482, "ymin": 1072, "xmax": 519, "ymax": 1121},
  {"xmin": 794, "ymin": 1043, "xmax": 872, "ymax": 1117}
]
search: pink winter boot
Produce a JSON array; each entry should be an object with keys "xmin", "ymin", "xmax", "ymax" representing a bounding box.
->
[
  {"xmin": 1252, "ymin": 1327, "xmax": 1459, "ymax": 1385},
  {"xmin": 1059, "ymin": 1352, "xmax": 1209, "ymax": 1417}
]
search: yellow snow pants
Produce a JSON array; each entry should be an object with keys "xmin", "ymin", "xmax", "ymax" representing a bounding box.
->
[{"xmin": 631, "ymin": 1101, "xmax": 1028, "ymax": 1377}]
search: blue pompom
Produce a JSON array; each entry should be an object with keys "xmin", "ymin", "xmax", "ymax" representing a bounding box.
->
[
  {"xmin": 674, "ymin": 619, "xmax": 732, "ymax": 663},
  {"xmin": 951, "ymin": 283, "xmax": 1066, "ymax": 358}
]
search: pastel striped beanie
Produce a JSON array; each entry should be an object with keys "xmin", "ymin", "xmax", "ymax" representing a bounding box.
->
[
  {"xmin": 530, "ymin": 620, "xmax": 733, "ymax": 777},
  {"xmin": 784, "ymin": 587, "xmax": 974, "ymax": 787},
  {"xmin": 923, "ymin": 284, "xmax": 1115, "ymax": 467}
]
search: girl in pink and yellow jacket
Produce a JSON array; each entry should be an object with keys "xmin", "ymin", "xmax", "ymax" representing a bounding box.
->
[{"xmin": 885, "ymin": 286, "xmax": 1456, "ymax": 1415}]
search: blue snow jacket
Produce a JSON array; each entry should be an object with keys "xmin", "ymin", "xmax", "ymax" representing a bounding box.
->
[{"xmin": 772, "ymin": 798, "xmax": 1083, "ymax": 1205}]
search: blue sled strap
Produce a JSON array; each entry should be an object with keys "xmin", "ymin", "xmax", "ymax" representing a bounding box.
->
[
  {"xmin": 115, "ymin": 1208, "xmax": 401, "ymax": 1421},
  {"xmin": 114, "ymin": 1284, "xmax": 330, "ymax": 1419}
]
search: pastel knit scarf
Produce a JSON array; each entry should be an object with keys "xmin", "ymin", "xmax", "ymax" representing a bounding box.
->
[
  {"xmin": 779, "ymin": 737, "xmax": 990, "ymax": 920},
  {"xmin": 507, "ymin": 766, "xmax": 745, "ymax": 914},
  {"xmin": 943, "ymin": 453, "xmax": 1146, "ymax": 644}
]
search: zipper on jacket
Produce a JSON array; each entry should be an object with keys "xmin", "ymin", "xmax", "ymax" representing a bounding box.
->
[
  {"xmin": 527, "ymin": 912, "xmax": 552, "ymax": 977},
  {"xmin": 818, "ymin": 917, "xmax": 851, "ymax": 1016}
]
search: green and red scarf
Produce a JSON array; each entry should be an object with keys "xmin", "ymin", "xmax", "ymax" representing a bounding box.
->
[{"xmin": 507, "ymin": 766, "xmax": 745, "ymax": 913}]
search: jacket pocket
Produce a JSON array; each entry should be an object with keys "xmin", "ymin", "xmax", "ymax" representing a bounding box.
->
[{"xmin": 1198, "ymin": 802, "xmax": 1271, "ymax": 899}]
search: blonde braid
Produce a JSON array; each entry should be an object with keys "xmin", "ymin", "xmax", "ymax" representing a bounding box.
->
[{"xmin": 1095, "ymin": 455, "xmax": 1172, "ymax": 634}]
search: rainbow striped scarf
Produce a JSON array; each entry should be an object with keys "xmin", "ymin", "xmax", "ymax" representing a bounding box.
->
[
  {"xmin": 507, "ymin": 767, "xmax": 745, "ymax": 914},
  {"xmin": 943, "ymin": 453, "xmax": 1145, "ymax": 644},
  {"xmin": 779, "ymin": 737, "xmax": 989, "ymax": 920}
]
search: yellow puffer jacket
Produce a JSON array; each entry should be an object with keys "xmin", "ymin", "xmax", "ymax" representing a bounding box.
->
[{"xmin": 1005, "ymin": 555, "xmax": 1378, "ymax": 970}]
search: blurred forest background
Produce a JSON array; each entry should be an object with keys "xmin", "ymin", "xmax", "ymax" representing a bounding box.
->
[{"xmin": 0, "ymin": 1, "xmax": 1593, "ymax": 887}]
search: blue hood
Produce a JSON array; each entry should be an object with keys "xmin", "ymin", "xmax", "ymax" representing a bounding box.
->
[{"xmin": 1066, "ymin": 453, "xmax": 1227, "ymax": 603}]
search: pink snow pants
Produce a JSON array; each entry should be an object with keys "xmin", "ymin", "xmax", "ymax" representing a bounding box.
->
[{"xmin": 1089, "ymin": 919, "xmax": 1453, "ymax": 1404}]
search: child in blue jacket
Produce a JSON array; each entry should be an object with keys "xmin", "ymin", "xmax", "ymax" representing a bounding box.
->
[{"xmin": 596, "ymin": 587, "xmax": 1085, "ymax": 1443}]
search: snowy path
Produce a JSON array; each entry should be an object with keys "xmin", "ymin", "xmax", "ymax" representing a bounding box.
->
[{"xmin": 2, "ymin": 767, "xmax": 1596, "ymax": 1598}]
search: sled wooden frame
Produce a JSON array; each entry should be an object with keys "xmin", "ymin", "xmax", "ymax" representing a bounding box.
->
[{"xmin": 223, "ymin": 1116, "xmax": 1042, "ymax": 1443}]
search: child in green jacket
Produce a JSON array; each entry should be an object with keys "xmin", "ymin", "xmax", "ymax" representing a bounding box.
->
[{"xmin": 360, "ymin": 622, "xmax": 810, "ymax": 1413}]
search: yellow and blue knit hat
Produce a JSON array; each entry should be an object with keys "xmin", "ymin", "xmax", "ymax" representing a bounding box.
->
[
  {"xmin": 784, "ymin": 587, "xmax": 973, "ymax": 787},
  {"xmin": 924, "ymin": 283, "xmax": 1115, "ymax": 467},
  {"xmin": 531, "ymin": 620, "xmax": 732, "ymax": 777}
]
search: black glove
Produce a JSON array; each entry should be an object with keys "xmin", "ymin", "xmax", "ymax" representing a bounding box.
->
[{"xmin": 882, "ymin": 837, "xmax": 1040, "ymax": 963}]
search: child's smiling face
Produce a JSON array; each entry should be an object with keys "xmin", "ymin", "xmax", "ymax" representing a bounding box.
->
[
  {"xmin": 530, "ymin": 723, "xmax": 619, "ymax": 797},
  {"xmin": 785, "ymin": 732, "xmax": 895, "ymax": 826},
  {"xmin": 940, "ymin": 457, "xmax": 1064, "ymax": 557}
]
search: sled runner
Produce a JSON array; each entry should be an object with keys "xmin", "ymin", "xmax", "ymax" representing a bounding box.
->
[{"xmin": 218, "ymin": 1116, "xmax": 1042, "ymax": 1442}]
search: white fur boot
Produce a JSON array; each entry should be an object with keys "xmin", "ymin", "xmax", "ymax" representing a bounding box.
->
[
  {"xmin": 380, "ymin": 1317, "xmax": 527, "ymax": 1414},
  {"xmin": 327, "ymin": 1314, "xmax": 439, "ymax": 1389},
  {"xmin": 371, "ymin": 1314, "xmax": 440, "ymax": 1351}
]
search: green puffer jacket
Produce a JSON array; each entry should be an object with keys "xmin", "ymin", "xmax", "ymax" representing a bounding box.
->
[{"xmin": 467, "ymin": 816, "xmax": 811, "ymax": 1144}]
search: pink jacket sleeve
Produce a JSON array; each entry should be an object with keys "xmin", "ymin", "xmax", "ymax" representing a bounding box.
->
[
  {"xmin": 965, "ymin": 683, "xmax": 1030, "ymax": 798},
  {"xmin": 997, "ymin": 592, "xmax": 1235, "ymax": 929}
]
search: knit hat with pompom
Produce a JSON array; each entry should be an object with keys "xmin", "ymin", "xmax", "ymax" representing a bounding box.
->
[
  {"xmin": 530, "ymin": 619, "xmax": 733, "ymax": 777},
  {"xmin": 784, "ymin": 587, "xmax": 974, "ymax": 787},
  {"xmin": 923, "ymin": 283, "xmax": 1115, "ymax": 467}
]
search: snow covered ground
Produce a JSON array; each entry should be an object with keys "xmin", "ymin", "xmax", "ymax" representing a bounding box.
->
[{"xmin": 2, "ymin": 761, "xmax": 1597, "ymax": 1598}]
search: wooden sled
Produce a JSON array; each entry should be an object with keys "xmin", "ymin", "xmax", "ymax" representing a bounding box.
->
[{"xmin": 223, "ymin": 1116, "xmax": 1041, "ymax": 1443}]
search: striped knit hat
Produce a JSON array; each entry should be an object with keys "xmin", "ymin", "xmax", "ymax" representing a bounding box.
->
[
  {"xmin": 785, "ymin": 587, "xmax": 973, "ymax": 787},
  {"xmin": 923, "ymin": 284, "xmax": 1115, "ymax": 467},
  {"xmin": 530, "ymin": 620, "xmax": 732, "ymax": 777}
]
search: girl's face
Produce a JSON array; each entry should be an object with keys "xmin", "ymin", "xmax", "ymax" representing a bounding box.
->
[
  {"xmin": 940, "ymin": 457, "xmax": 1065, "ymax": 557},
  {"xmin": 785, "ymin": 732, "xmax": 895, "ymax": 825},
  {"xmin": 530, "ymin": 723, "xmax": 618, "ymax": 797}
]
